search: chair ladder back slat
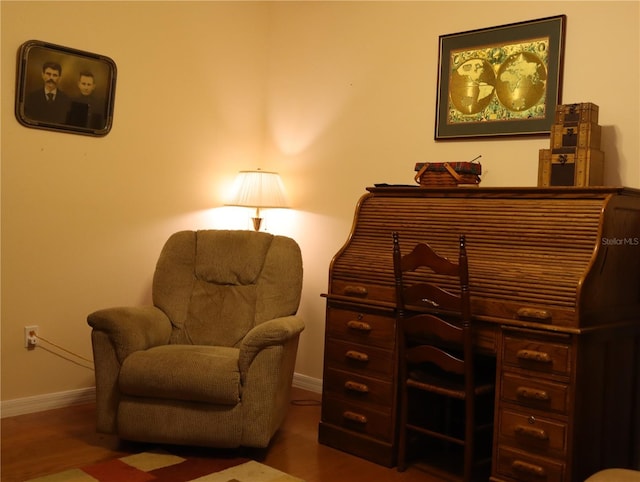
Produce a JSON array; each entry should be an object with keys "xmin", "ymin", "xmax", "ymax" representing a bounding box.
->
[
  {"xmin": 406, "ymin": 344, "xmax": 465, "ymax": 376},
  {"xmin": 404, "ymin": 282, "xmax": 461, "ymax": 312},
  {"xmin": 401, "ymin": 242, "xmax": 459, "ymax": 276},
  {"xmin": 403, "ymin": 313, "xmax": 464, "ymax": 345}
]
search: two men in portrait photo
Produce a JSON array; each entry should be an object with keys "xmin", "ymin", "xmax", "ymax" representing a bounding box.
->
[{"xmin": 24, "ymin": 60, "xmax": 105, "ymax": 129}]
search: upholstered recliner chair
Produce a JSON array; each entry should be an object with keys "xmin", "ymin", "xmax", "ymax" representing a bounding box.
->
[{"xmin": 87, "ymin": 229, "xmax": 304, "ymax": 449}]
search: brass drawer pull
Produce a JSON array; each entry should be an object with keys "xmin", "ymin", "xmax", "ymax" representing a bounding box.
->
[
  {"xmin": 515, "ymin": 424, "xmax": 549, "ymax": 440},
  {"xmin": 517, "ymin": 349, "xmax": 552, "ymax": 363},
  {"xmin": 517, "ymin": 307, "xmax": 551, "ymax": 321},
  {"xmin": 512, "ymin": 460, "xmax": 547, "ymax": 477},
  {"xmin": 517, "ymin": 386, "xmax": 550, "ymax": 401},
  {"xmin": 344, "ymin": 285, "xmax": 368, "ymax": 296},
  {"xmin": 347, "ymin": 320, "xmax": 372, "ymax": 332},
  {"xmin": 343, "ymin": 411, "xmax": 367, "ymax": 424},
  {"xmin": 344, "ymin": 380, "xmax": 369, "ymax": 393},
  {"xmin": 345, "ymin": 350, "xmax": 369, "ymax": 362}
]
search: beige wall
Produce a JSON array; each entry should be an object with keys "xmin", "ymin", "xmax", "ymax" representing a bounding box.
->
[{"xmin": 2, "ymin": 1, "xmax": 639, "ymax": 403}]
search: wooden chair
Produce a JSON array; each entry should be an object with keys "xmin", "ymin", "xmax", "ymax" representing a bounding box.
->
[{"xmin": 392, "ymin": 232, "xmax": 495, "ymax": 481}]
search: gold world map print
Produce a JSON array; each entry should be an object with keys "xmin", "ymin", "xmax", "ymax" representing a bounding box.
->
[{"xmin": 447, "ymin": 37, "xmax": 549, "ymax": 125}]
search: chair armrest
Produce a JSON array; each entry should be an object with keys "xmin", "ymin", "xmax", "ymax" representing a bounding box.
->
[
  {"xmin": 237, "ymin": 315, "xmax": 304, "ymax": 446},
  {"xmin": 238, "ymin": 315, "xmax": 304, "ymax": 374},
  {"xmin": 87, "ymin": 306, "xmax": 172, "ymax": 363}
]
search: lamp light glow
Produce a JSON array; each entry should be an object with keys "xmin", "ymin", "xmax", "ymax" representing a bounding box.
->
[{"xmin": 226, "ymin": 169, "xmax": 289, "ymax": 231}]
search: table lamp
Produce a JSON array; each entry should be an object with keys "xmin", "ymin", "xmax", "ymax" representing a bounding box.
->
[{"xmin": 226, "ymin": 169, "xmax": 289, "ymax": 231}]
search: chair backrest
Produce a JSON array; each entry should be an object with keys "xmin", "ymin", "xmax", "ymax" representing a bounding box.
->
[
  {"xmin": 152, "ymin": 230, "xmax": 303, "ymax": 347},
  {"xmin": 392, "ymin": 232, "xmax": 472, "ymax": 381}
]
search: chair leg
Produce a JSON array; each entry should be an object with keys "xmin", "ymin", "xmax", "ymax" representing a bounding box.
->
[
  {"xmin": 397, "ymin": 386, "xmax": 408, "ymax": 472},
  {"xmin": 443, "ymin": 398, "xmax": 453, "ymax": 459},
  {"xmin": 397, "ymin": 432, "xmax": 407, "ymax": 471},
  {"xmin": 463, "ymin": 402, "xmax": 475, "ymax": 482}
]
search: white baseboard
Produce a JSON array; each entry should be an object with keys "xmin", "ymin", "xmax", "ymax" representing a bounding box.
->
[
  {"xmin": 1, "ymin": 386, "xmax": 96, "ymax": 418},
  {"xmin": 292, "ymin": 372, "xmax": 323, "ymax": 393},
  {"xmin": 1, "ymin": 372, "xmax": 322, "ymax": 419}
]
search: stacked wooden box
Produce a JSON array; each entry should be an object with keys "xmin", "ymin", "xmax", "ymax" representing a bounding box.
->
[{"xmin": 538, "ymin": 103, "xmax": 604, "ymax": 187}]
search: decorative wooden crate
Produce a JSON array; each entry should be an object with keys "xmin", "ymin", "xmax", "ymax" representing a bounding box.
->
[
  {"xmin": 554, "ymin": 102, "xmax": 599, "ymax": 124},
  {"xmin": 538, "ymin": 148, "xmax": 604, "ymax": 187},
  {"xmin": 550, "ymin": 122, "xmax": 601, "ymax": 150}
]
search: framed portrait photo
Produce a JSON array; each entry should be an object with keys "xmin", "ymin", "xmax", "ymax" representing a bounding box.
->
[
  {"xmin": 15, "ymin": 40, "xmax": 117, "ymax": 136},
  {"xmin": 435, "ymin": 15, "xmax": 566, "ymax": 140}
]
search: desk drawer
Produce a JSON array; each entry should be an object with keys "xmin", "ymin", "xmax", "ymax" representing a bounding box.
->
[
  {"xmin": 331, "ymin": 280, "xmax": 394, "ymax": 303},
  {"xmin": 325, "ymin": 339, "xmax": 394, "ymax": 379},
  {"xmin": 501, "ymin": 373, "xmax": 569, "ymax": 414},
  {"xmin": 503, "ymin": 332, "xmax": 572, "ymax": 378},
  {"xmin": 324, "ymin": 367, "xmax": 393, "ymax": 407},
  {"xmin": 326, "ymin": 307, "xmax": 395, "ymax": 350},
  {"xmin": 322, "ymin": 396, "xmax": 392, "ymax": 441},
  {"xmin": 496, "ymin": 447, "xmax": 565, "ymax": 482},
  {"xmin": 499, "ymin": 408, "xmax": 568, "ymax": 457}
]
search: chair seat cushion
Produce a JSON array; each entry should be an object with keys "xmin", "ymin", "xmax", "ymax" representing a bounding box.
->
[{"xmin": 119, "ymin": 345, "xmax": 241, "ymax": 405}]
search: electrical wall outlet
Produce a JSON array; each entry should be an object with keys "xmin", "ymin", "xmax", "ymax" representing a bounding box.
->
[{"xmin": 24, "ymin": 325, "xmax": 39, "ymax": 348}]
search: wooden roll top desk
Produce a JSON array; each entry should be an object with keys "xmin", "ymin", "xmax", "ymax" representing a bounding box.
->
[{"xmin": 318, "ymin": 186, "xmax": 640, "ymax": 482}]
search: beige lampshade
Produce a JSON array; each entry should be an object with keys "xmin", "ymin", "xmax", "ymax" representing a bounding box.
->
[
  {"xmin": 226, "ymin": 170, "xmax": 289, "ymax": 208},
  {"xmin": 226, "ymin": 170, "xmax": 289, "ymax": 230}
]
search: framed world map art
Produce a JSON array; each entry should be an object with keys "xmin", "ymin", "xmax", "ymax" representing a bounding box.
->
[{"xmin": 435, "ymin": 15, "xmax": 566, "ymax": 140}]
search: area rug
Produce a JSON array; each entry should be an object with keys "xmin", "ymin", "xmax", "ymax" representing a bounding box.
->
[{"xmin": 25, "ymin": 449, "xmax": 305, "ymax": 482}]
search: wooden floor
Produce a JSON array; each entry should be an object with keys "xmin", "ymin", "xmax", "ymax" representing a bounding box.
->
[{"xmin": 1, "ymin": 387, "xmax": 441, "ymax": 482}]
